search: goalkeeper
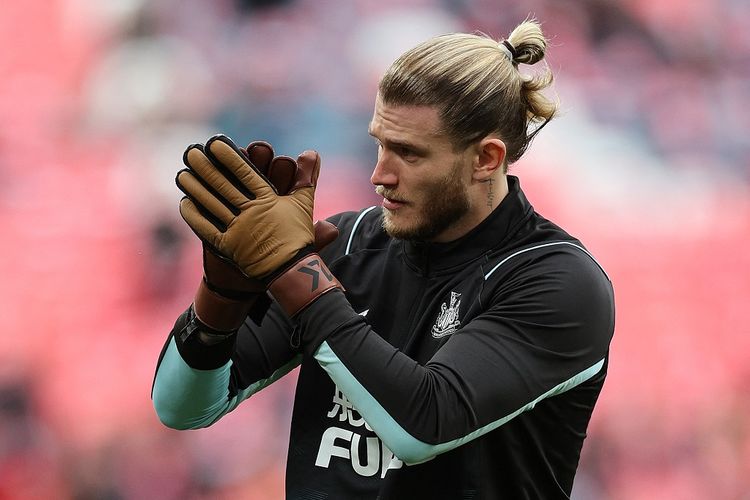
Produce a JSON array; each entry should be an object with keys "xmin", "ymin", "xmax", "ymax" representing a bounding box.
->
[{"xmin": 153, "ymin": 18, "xmax": 615, "ymax": 499}]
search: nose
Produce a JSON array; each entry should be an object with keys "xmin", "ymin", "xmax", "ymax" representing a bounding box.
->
[{"xmin": 370, "ymin": 152, "xmax": 398, "ymax": 187}]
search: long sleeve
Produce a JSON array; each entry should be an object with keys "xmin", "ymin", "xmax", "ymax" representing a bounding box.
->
[
  {"xmin": 151, "ymin": 211, "xmax": 357, "ymax": 431},
  {"xmin": 152, "ymin": 305, "xmax": 302, "ymax": 429},
  {"xmin": 294, "ymin": 246, "xmax": 614, "ymax": 465}
]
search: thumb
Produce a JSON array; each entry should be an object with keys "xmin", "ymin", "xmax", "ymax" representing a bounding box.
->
[{"xmin": 313, "ymin": 220, "xmax": 339, "ymax": 252}]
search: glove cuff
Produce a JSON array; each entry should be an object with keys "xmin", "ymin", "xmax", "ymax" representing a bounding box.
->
[
  {"xmin": 203, "ymin": 247, "xmax": 265, "ymax": 299},
  {"xmin": 267, "ymin": 253, "xmax": 343, "ymax": 317},
  {"xmin": 193, "ymin": 278, "xmax": 258, "ymax": 331}
]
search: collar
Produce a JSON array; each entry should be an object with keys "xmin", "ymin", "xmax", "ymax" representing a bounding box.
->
[{"xmin": 402, "ymin": 175, "xmax": 533, "ymax": 274}]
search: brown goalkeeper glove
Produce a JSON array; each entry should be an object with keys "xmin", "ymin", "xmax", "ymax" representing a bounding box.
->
[{"xmin": 177, "ymin": 138, "xmax": 338, "ymax": 331}]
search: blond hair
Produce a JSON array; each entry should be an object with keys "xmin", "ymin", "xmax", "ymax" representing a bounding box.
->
[{"xmin": 378, "ymin": 19, "xmax": 557, "ymax": 166}]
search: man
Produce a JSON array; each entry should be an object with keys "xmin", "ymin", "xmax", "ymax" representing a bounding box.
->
[{"xmin": 153, "ymin": 19, "xmax": 615, "ymax": 499}]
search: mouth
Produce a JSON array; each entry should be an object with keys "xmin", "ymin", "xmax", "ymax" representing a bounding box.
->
[
  {"xmin": 378, "ymin": 192, "xmax": 407, "ymax": 210},
  {"xmin": 382, "ymin": 197, "xmax": 406, "ymax": 210},
  {"xmin": 376, "ymin": 187, "xmax": 407, "ymax": 210}
]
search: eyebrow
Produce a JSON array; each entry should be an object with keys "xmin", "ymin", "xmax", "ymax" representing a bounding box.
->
[{"xmin": 368, "ymin": 126, "xmax": 429, "ymax": 156}]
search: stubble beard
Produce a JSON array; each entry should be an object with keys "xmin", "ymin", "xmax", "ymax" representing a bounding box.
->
[{"xmin": 380, "ymin": 161, "xmax": 470, "ymax": 242}]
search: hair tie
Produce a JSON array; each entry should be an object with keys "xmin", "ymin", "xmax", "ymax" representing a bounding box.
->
[{"xmin": 499, "ymin": 40, "xmax": 517, "ymax": 62}]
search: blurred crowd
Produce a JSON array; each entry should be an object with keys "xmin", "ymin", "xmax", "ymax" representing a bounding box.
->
[{"xmin": 0, "ymin": 0, "xmax": 749, "ymax": 498}]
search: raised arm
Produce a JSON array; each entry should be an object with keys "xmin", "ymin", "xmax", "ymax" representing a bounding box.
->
[{"xmin": 152, "ymin": 136, "xmax": 338, "ymax": 429}]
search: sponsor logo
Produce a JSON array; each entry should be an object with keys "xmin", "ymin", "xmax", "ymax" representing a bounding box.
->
[
  {"xmin": 431, "ymin": 291, "xmax": 462, "ymax": 338},
  {"xmin": 315, "ymin": 386, "xmax": 403, "ymax": 478}
]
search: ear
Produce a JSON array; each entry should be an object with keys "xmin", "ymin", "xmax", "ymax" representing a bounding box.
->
[{"xmin": 472, "ymin": 138, "xmax": 506, "ymax": 182}]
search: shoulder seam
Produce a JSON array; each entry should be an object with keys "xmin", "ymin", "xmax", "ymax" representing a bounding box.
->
[
  {"xmin": 345, "ymin": 206, "xmax": 378, "ymax": 255},
  {"xmin": 484, "ymin": 241, "xmax": 609, "ymax": 281}
]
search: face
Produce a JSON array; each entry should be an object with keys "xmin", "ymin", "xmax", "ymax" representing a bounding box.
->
[{"xmin": 369, "ymin": 96, "xmax": 474, "ymax": 242}]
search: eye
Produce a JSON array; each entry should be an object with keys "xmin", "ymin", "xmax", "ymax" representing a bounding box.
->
[{"xmin": 396, "ymin": 146, "xmax": 418, "ymax": 161}]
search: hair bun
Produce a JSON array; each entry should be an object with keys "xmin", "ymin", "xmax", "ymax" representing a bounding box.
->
[{"xmin": 506, "ymin": 20, "xmax": 547, "ymax": 65}]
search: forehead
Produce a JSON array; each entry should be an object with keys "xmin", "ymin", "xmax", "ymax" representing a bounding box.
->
[{"xmin": 368, "ymin": 95, "xmax": 446, "ymax": 144}]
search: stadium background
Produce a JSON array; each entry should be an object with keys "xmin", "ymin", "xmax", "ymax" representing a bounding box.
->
[{"xmin": 0, "ymin": 0, "xmax": 748, "ymax": 498}]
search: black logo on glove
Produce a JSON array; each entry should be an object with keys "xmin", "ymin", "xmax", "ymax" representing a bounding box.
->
[{"xmin": 297, "ymin": 259, "xmax": 333, "ymax": 291}]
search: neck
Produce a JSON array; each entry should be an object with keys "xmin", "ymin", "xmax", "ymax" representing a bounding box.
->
[{"xmin": 482, "ymin": 173, "xmax": 509, "ymax": 214}]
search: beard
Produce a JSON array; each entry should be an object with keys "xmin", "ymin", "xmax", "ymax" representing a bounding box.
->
[{"xmin": 379, "ymin": 160, "xmax": 470, "ymax": 241}]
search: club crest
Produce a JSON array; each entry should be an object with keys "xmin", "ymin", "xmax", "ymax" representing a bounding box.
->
[{"xmin": 431, "ymin": 291, "xmax": 462, "ymax": 338}]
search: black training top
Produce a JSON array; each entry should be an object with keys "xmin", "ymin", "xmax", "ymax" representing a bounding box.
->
[{"xmin": 153, "ymin": 175, "xmax": 615, "ymax": 499}]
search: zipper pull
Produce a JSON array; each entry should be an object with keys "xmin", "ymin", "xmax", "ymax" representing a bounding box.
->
[{"xmin": 290, "ymin": 325, "xmax": 302, "ymax": 350}]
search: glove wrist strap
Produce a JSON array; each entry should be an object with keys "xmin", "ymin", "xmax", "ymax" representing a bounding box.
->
[
  {"xmin": 268, "ymin": 253, "xmax": 343, "ymax": 317},
  {"xmin": 193, "ymin": 279, "xmax": 258, "ymax": 331}
]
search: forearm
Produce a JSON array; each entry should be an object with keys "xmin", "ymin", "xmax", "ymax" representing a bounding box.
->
[
  {"xmin": 152, "ymin": 337, "xmax": 235, "ymax": 429},
  {"xmin": 152, "ymin": 306, "xmax": 302, "ymax": 430},
  {"xmin": 294, "ymin": 291, "xmax": 474, "ymax": 464}
]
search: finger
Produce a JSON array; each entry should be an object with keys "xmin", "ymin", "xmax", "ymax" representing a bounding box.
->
[
  {"xmin": 207, "ymin": 135, "xmax": 275, "ymax": 199},
  {"xmin": 313, "ymin": 220, "xmax": 339, "ymax": 251},
  {"xmin": 184, "ymin": 145, "xmax": 250, "ymax": 208},
  {"xmin": 292, "ymin": 150, "xmax": 321, "ymax": 191},
  {"xmin": 267, "ymin": 156, "xmax": 297, "ymax": 195},
  {"xmin": 245, "ymin": 141, "xmax": 274, "ymax": 176},
  {"xmin": 179, "ymin": 197, "xmax": 223, "ymax": 248},
  {"xmin": 182, "ymin": 143, "xmax": 204, "ymax": 167},
  {"xmin": 175, "ymin": 169, "xmax": 235, "ymax": 227}
]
